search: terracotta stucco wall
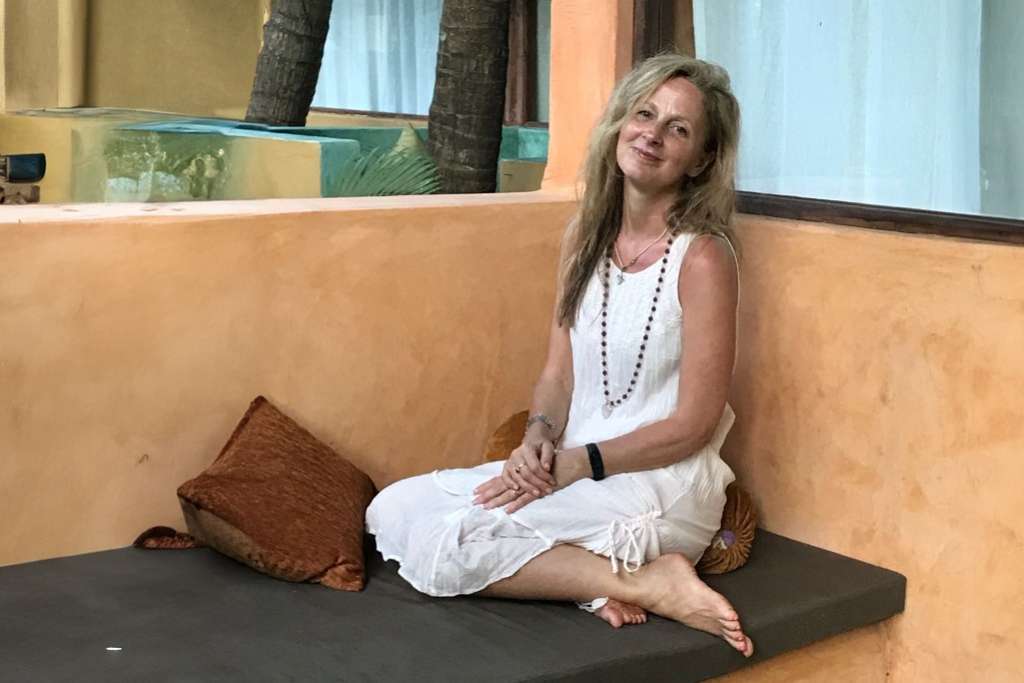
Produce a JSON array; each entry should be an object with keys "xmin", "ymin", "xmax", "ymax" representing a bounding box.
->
[
  {"xmin": 6, "ymin": 203, "xmax": 1021, "ymax": 681},
  {"xmin": 542, "ymin": 0, "xmax": 633, "ymax": 189},
  {"xmin": 0, "ymin": 195, "xmax": 573, "ymax": 564},
  {"xmin": 721, "ymin": 216, "xmax": 1024, "ymax": 681}
]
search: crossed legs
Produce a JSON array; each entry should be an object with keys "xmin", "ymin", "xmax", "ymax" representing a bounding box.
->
[{"xmin": 478, "ymin": 544, "xmax": 754, "ymax": 657}]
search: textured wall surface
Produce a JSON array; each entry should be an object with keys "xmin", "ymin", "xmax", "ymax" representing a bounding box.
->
[
  {"xmin": 0, "ymin": 194, "xmax": 573, "ymax": 566},
  {"xmin": 724, "ymin": 215, "xmax": 1024, "ymax": 682},
  {"xmin": 543, "ymin": 0, "xmax": 633, "ymax": 189},
  {"xmin": 2, "ymin": 0, "xmax": 61, "ymax": 110},
  {"xmin": 1, "ymin": 0, "xmax": 263, "ymax": 115},
  {"xmin": 6, "ymin": 204, "xmax": 1021, "ymax": 681},
  {"xmin": 713, "ymin": 626, "xmax": 888, "ymax": 682},
  {"xmin": 85, "ymin": 0, "xmax": 265, "ymax": 115}
]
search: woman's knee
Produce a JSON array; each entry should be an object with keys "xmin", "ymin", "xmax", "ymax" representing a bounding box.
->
[{"xmin": 366, "ymin": 473, "xmax": 432, "ymax": 529}]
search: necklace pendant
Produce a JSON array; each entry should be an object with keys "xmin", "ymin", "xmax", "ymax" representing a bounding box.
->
[
  {"xmin": 615, "ymin": 272, "xmax": 625, "ymax": 285},
  {"xmin": 602, "ymin": 402, "xmax": 614, "ymax": 418}
]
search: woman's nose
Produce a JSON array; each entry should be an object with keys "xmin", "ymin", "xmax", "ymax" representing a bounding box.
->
[{"xmin": 641, "ymin": 128, "xmax": 663, "ymax": 146}]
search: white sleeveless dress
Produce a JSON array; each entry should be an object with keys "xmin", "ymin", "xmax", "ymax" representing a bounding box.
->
[{"xmin": 365, "ymin": 232, "xmax": 736, "ymax": 597}]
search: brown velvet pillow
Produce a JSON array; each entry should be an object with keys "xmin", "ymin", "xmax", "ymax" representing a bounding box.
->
[
  {"xmin": 177, "ymin": 396, "xmax": 376, "ymax": 590},
  {"xmin": 482, "ymin": 411, "xmax": 756, "ymax": 574}
]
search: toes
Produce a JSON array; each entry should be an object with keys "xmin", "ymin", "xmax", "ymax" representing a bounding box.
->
[
  {"xmin": 723, "ymin": 630, "xmax": 746, "ymax": 647},
  {"xmin": 723, "ymin": 632, "xmax": 754, "ymax": 658},
  {"xmin": 594, "ymin": 604, "xmax": 626, "ymax": 629},
  {"xmin": 615, "ymin": 607, "xmax": 647, "ymax": 626},
  {"xmin": 719, "ymin": 618, "xmax": 741, "ymax": 632}
]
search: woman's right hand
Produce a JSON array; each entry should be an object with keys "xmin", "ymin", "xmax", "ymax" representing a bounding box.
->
[{"xmin": 503, "ymin": 439, "xmax": 557, "ymax": 497}]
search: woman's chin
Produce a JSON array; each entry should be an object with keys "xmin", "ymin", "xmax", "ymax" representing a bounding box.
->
[{"xmin": 622, "ymin": 173, "xmax": 675, "ymax": 196}]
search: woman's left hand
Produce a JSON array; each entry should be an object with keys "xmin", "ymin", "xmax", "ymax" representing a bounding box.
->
[
  {"xmin": 472, "ymin": 447, "xmax": 588, "ymax": 512},
  {"xmin": 471, "ymin": 477, "xmax": 536, "ymax": 512}
]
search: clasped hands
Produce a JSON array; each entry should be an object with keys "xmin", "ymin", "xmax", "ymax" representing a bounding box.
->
[{"xmin": 472, "ymin": 438, "xmax": 584, "ymax": 513}]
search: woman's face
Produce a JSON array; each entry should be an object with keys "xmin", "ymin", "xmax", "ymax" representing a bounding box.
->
[{"xmin": 615, "ymin": 77, "xmax": 709, "ymax": 195}]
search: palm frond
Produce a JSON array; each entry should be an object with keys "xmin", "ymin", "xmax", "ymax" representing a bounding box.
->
[{"xmin": 333, "ymin": 148, "xmax": 440, "ymax": 197}]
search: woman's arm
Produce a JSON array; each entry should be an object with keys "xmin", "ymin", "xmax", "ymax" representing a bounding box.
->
[
  {"xmin": 475, "ymin": 310, "xmax": 574, "ymax": 505},
  {"xmin": 474, "ymin": 228, "xmax": 577, "ymax": 504},
  {"xmin": 524, "ymin": 313, "xmax": 574, "ymax": 443},
  {"xmin": 552, "ymin": 234, "xmax": 738, "ymax": 486},
  {"xmin": 527, "ymin": 220, "xmax": 579, "ymax": 445}
]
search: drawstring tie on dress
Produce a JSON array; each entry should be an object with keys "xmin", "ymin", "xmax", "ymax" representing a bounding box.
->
[
  {"xmin": 606, "ymin": 510, "xmax": 660, "ymax": 574},
  {"xmin": 577, "ymin": 510, "xmax": 662, "ymax": 614}
]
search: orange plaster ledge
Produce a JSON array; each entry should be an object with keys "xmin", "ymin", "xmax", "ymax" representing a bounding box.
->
[{"xmin": 0, "ymin": 189, "xmax": 576, "ymax": 225}]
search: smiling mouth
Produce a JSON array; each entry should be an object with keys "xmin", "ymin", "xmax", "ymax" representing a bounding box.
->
[{"xmin": 631, "ymin": 147, "xmax": 661, "ymax": 163}]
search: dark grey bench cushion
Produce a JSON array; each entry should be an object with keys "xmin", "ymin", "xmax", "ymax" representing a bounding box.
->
[{"xmin": 0, "ymin": 531, "xmax": 904, "ymax": 682}]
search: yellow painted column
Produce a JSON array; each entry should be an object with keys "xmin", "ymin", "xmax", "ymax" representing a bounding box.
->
[
  {"xmin": 542, "ymin": 0, "xmax": 633, "ymax": 191},
  {"xmin": 0, "ymin": 0, "xmax": 85, "ymax": 111},
  {"xmin": 0, "ymin": 0, "xmax": 6, "ymax": 112},
  {"xmin": 57, "ymin": 0, "xmax": 87, "ymax": 107},
  {"xmin": 2, "ymin": 0, "xmax": 58, "ymax": 111}
]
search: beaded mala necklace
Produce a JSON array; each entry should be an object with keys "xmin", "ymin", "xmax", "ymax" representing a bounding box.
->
[{"xmin": 600, "ymin": 229, "xmax": 677, "ymax": 418}]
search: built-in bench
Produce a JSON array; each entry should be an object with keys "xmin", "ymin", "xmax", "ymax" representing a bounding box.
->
[{"xmin": 1, "ymin": 530, "xmax": 904, "ymax": 682}]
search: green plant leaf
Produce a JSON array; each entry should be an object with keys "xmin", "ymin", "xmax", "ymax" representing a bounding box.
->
[{"xmin": 333, "ymin": 148, "xmax": 440, "ymax": 197}]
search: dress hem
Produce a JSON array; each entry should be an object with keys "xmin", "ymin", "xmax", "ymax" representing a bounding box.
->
[{"xmin": 368, "ymin": 526, "xmax": 557, "ymax": 598}]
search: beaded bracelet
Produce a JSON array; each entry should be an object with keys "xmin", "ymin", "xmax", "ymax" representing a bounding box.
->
[{"xmin": 525, "ymin": 413, "xmax": 556, "ymax": 433}]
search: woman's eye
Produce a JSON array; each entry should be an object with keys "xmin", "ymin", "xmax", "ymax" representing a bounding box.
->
[
  {"xmin": 672, "ymin": 125, "xmax": 688, "ymax": 137},
  {"xmin": 636, "ymin": 109, "xmax": 652, "ymax": 119}
]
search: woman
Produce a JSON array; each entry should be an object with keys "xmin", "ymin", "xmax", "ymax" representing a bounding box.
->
[{"xmin": 366, "ymin": 53, "xmax": 752, "ymax": 657}]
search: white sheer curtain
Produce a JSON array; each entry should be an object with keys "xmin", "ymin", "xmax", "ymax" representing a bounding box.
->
[
  {"xmin": 313, "ymin": 0, "xmax": 442, "ymax": 115},
  {"xmin": 694, "ymin": 0, "xmax": 983, "ymax": 214}
]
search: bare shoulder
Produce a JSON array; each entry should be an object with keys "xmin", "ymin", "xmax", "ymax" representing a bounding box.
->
[{"xmin": 679, "ymin": 233, "xmax": 738, "ymax": 300}]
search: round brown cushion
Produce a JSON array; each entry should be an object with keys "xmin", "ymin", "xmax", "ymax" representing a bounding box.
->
[
  {"xmin": 481, "ymin": 411, "xmax": 529, "ymax": 462},
  {"xmin": 696, "ymin": 482, "xmax": 757, "ymax": 575}
]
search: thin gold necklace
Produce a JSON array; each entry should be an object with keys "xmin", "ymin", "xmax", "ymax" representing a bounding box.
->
[{"xmin": 613, "ymin": 227, "xmax": 669, "ymax": 284}]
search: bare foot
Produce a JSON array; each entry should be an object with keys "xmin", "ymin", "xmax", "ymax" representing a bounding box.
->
[
  {"xmin": 593, "ymin": 598, "xmax": 648, "ymax": 628},
  {"xmin": 639, "ymin": 554, "xmax": 755, "ymax": 657}
]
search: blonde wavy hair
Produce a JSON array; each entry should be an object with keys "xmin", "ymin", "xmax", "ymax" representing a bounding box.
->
[{"xmin": 557, "ymin": 54, "xmax": 741, "ymax": 327}]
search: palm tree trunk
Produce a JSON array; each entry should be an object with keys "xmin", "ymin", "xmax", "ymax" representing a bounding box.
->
[
  {"xmin": 428, "ymin": 0, "xmax": 511, "ymax": 193},
  {"xmin": 246, "ymin": 0, "xmax": 334, "ymax": 126}
]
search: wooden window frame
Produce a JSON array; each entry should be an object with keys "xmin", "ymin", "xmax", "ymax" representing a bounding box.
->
[
  {"xmin": 503, "ymin": 0, "xmax": 534, "ymax": 125},
  {"xmin": 633, "ymin": 0, "xmax": 1024, "ymax": 246}
]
